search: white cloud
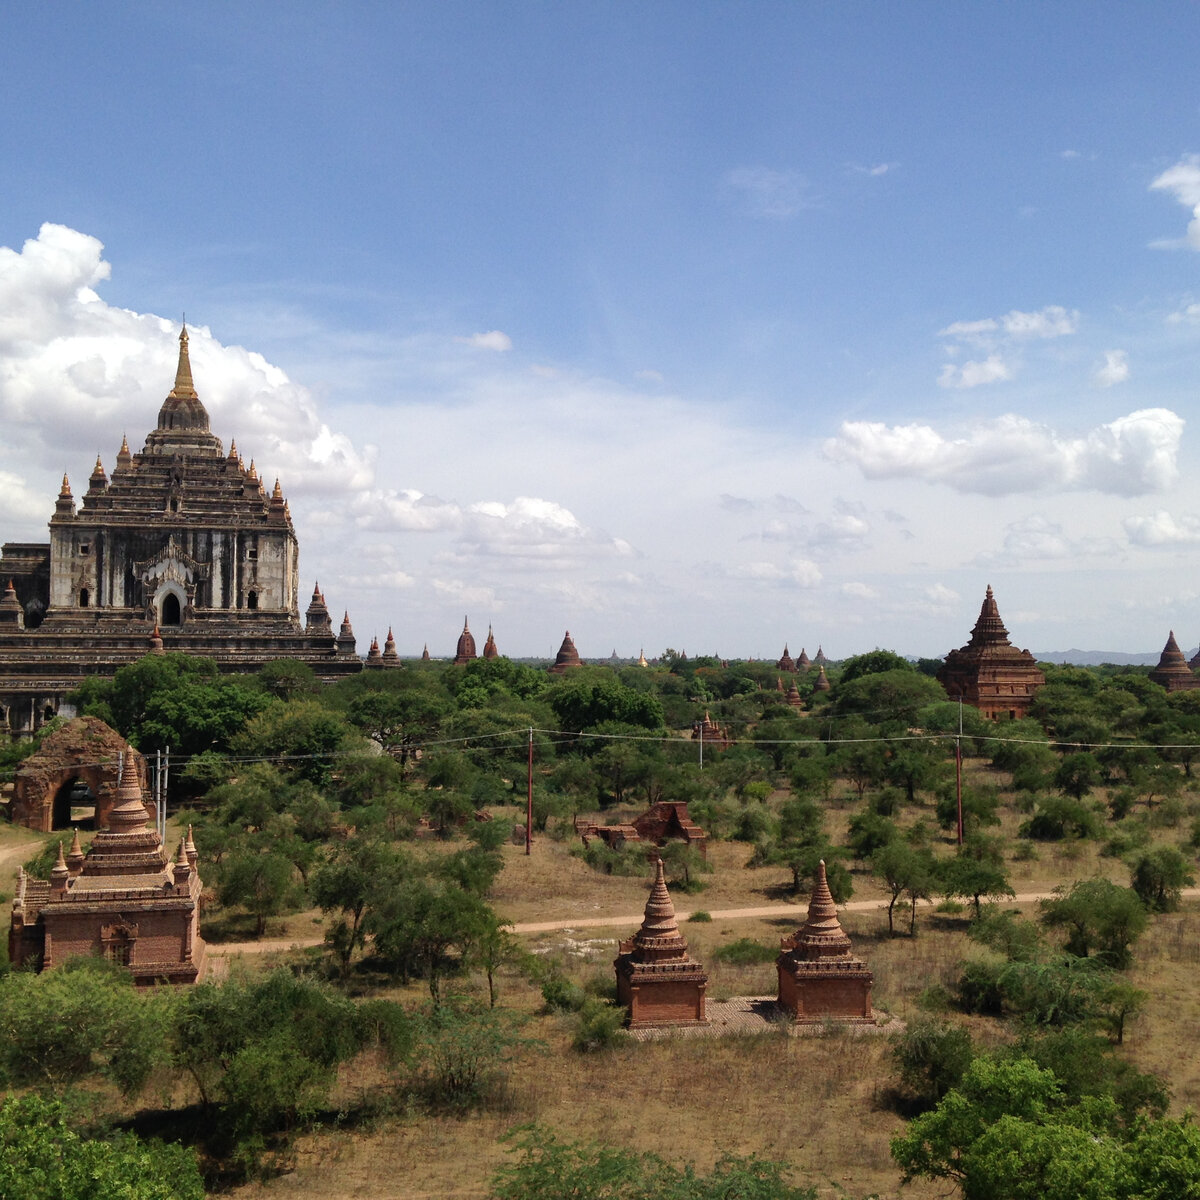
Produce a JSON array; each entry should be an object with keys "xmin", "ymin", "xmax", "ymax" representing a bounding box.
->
[
  {"xmin": 924, "ymin": 584, "xmax": 959, "ymax": 608},
  {"xmin": 1150, "ymin": 154, "xmax": 1200, "ymax": 250},
  {"xmin": 733, "ymin": 559, "xmax": 823, "ymax": 587},
  {"xmin": 1124, "ymin": 510, "xmax": 1200, "ymax": 547},
  {"xmin": 938, "ymin": 354, "xmax": 1012, "ymax": 389},
  {"xmin": 724, "ymin": 167, "xmax": 813, "ymax": 218},
  {"xmin": 825, "ymin": 408, "xmax": 1183, "ymax": 497},
  {"xmin": 841, "ymin": 581, "xmax": 879, "ymax": 600},
  {"xmin": 457, "ymin": 330, "xmax": 512, "ymax": 351},
  {"xmin": 1094, "ymin": 349, "xmax": 1130, "ymax": 387},
  {"xmin": 1166, "ymin": 302, "xmax": 1200, "ymax": 324},
  {"xmin": 938, "ymin": 305, "xmax": 1078, "ymax": 344}
]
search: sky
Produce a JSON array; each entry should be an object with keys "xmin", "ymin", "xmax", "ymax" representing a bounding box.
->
[{"xmin": 3, "ymin": 3, "xmax": 1200, "ymax": 660}]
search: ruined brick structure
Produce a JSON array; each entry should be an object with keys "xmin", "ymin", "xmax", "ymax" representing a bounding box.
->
[
  {"xmin": 10, "ymin": 755, "xmax": 205, "ymax": 984},
  {"xmin": 776, "ymin": 860, "xmax": 873, "ymax": 1023},
  {"xmin": 548, "ymin": 630, "xmax": 583, "ymax": 673},
  {"xmin": 615, "ymin": 858, "xmax": 708, "ymax": 1028},
  {"xmin": 691, "ymin": 710, "xmax": 730, "ymax": 750},
  {"xmin": 579, "ymin": 800, "xmax": 708, "ymax": 860},
  {"xmin": 1150, "ymin": 631, "xmax": 1200, "ymax": 692},
  {"xmin": 9, "ymin": 716, "xmax": 150, "ymax": 833},
  {"xmin": 0, "ymin": 327, "xmax": 362, "ymax": 736},
  {"xmin": 937, "ymin": 585, "xmax": 1045, "ymax": 720}
]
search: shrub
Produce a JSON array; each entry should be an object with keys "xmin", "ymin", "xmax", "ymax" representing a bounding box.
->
[
  {"xmin": 712, "ymin": 938, "xmax": 778, "ymax": 966},
  {"xmin": 688, "ymin": 910, "xmax": 712, "ymax": 923},
  {"xmin": 890, "ymin": 1019, "xmax": 975, "ymax": 1110},
  {"xmin": 571, "ymin": 998, "xmax": 625, "ymax": 1053}
]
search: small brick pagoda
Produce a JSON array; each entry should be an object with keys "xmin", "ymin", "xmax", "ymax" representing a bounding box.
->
[
  {"xmin": 776, "ymin": 644, "xmax": 796, "ymax": 672},
  {"xmin": 1150, "ymin": 631, "xmax": 1200, "ymax": 692},
  {"xmin": 453, "ymin": 617, "xmax": 477, "ymax": 664},
  {"xmin": 549, "ymin": 630, "xmax": 583, "ymax": 673},
  {"xmin": 776, "ymin": 860, "xmax": 873, "ymax": 1023},
  {"xmin": 615, "ymin": 858, "xmax": 708, "ymax": 1028},
  {"xmin": 937, "ymin": 585, "xmax": 1045, "ymax": 719},
  {"xmin": 9, "ymin": 755, "xmax": 205, "ymax": 984}
]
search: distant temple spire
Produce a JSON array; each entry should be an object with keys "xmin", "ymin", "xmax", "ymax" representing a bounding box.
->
[{"xmin": 169, "ymin": 324, "xmax": 198, "ymax": 400}]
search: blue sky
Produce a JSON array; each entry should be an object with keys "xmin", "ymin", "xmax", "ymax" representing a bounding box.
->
[{"xmin": 3, "ymin": 4, "xmax": 1200, "ymax": 659}]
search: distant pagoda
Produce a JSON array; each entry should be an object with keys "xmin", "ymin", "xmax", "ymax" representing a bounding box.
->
[
  {"xmin": 1150, "ymin": 631, "xmax": 1200, "ymax": 692},
  {"xmin": 937, "ymin": 585, "xmax": 1045, "ymax": 719},
  {"xmin": 549, "ymin": 630, "xmax": 583, "ymax": 673}
]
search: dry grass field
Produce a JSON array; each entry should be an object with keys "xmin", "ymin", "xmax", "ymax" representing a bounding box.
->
[{"xmin": 223, "ymin": 766, "xmax": 1200, "ymax": 1200}]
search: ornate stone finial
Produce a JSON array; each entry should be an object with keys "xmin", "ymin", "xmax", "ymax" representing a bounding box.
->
[
  {"xmin": 366, "ymin": 634, "xmax": 382, "ymax": 662},
  {"xmin": 67, "ymin": 828, "xmax": 85, "ymax": 875},
  {"xmin": 50, "ymin": 841, "xmax": 70, "ymax": 891},
  {"xmin": 59, "ymin": 473, "xmax": 72, "ymax": 498},
  {"xmin": 185, "ymin": 824, "xmax": 198, "ymax": 867},
  {"xmin": 148, "ymin": 623, "xmax": 165, "ymax": 654},
  {"xmin": 0, "ymin": 579, "xmax": 24, "ymax": 629},
  {"xmin": 88, "ymin": 453, "xmax": 108, "ymax": 491},
  {"xmin": 168, "ymin": 325, "xmax": 198, "ymax": 400},
  {"xmin": 312, "ymin": 581, "xmax": 322, "ymax": 601},
  {"xmin": 638, "ymin": 648, "xmax": 648, "ymax": 668},
  {"xmin": 116, "ymin": 433, "xmax": 132, "ymax": 468},
  {"xmin": 108, "ymin": 754, "xmax": 152, "ymax": 835},
  {"xmin": 272, "ymin": 478, "xmax": 283, "ymax": 501},
  {"xmin": 247, "ymin": 459, "xmax": 258, "ymax": 481}
]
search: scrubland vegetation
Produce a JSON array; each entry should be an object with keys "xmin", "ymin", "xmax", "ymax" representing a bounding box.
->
[{"xmin": 3, "ymin": 649, "xmax": 1200, "ymax": 1197}]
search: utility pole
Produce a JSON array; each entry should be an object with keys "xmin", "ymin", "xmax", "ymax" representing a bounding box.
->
[
  {"xmin": 525, "ymin": 726, "xmax": 533, "ymax": 855},
  {"xmin": 955, "ymin": 699, "xmax": 964, "ymax": 848}
]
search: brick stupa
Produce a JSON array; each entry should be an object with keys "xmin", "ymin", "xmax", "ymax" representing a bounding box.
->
[
  {"xmin": 937, "ymin": 585, "xmax": 1045, "ymax": 719},
  {"xmin": 776, "ymin": 643, "xmax": 796, "ymax": 672},
  {"xmin": 549, "ymin": 630, "xmax": 583, "ymax": 673},
  {"xmin": 776, "ymin": 860, "xmax": 873, "ymax": 1023},
  {"xmin": 615, "ymin": 858, "xmax": 708, "ymax": 1028},
  {"xmin": 1150, "ymin": 631, "xmax": 1200, "ymax": 692},
  {"xmin": 9, "ymin": 755, "xmax": 205, "ymax": 984},
  {"xmin": 453, "ymin": 617, "xmax": 477, "ymax": 665}
]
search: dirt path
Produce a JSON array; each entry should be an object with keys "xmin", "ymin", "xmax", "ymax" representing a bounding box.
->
[{"xmin": 204, "ymin": 888, "xmax": 1200, "ymax": 957}]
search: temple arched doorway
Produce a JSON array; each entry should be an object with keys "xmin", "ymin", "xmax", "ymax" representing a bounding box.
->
[
  {"xmin": 161, "ymin": 593, "xmax": 182, "ymax": 626},
  {"xmin": 51, "ymin": 777, "xmax": 97, "ymax": 830}
]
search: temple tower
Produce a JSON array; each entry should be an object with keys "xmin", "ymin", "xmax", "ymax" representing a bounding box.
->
[
  {"xmin": 549, "ymin": 630, "xmax": 583, "ymax": 673},
  {"xmin": 1150, "ymin": 631, "xmax": 1200, "ymax": 692}
]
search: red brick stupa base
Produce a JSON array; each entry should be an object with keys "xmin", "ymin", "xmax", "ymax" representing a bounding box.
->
[
  {"xmin": 776, "ymin": 860, "xmax": 873, "ymax": 1023},
  {"xmin": 615, "ymin": 859, "xmax": 708, "ymax": 1029}
]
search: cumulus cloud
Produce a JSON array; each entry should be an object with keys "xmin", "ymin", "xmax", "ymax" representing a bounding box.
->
[
  {"xmin": 974, "ymin": 515, "xmax": 1116, "ymax": 565},
  {"xmin": 724, "ymin": 167, "xmax": 813, "ymax": 218},
  {"xmin": 1150, "ymin": 154, "xmax": 1200, "ymax": 250},
  {"xmin": 924, "ymin": 583, "xmax": 959, "ymax": 607},
  {"xmin": 825, "ymin": 408, "xmax": 1183, "ymax": 497},
  {"xmin": 938, "ymin": 354, "xmax": 1012, "ymax": 389},
  {"xmin": 841, "ymin": 581, "xmax": 879, "ymax": 600},
  {"xmin": 1124, "ymin": 510, "xmax": 1200, "ymax": 547},
  {"xmin": 0, "ymin": 223, "xmax": 376, "ymax": 496},
  {"xmin": 457, "ymin": 330, "xmax": 512, "ymax": 351},
  {"xmin": 1094, "ymin": 349, "xmax": 1130, "ymax": 387}
]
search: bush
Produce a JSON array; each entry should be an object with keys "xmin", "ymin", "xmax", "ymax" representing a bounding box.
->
[
  {"xmin": 712, "ymin": 938, "xmax": 778, "ymax": 966},
  {"xmin": 540, "ymin": 974, "xmax": 586, "ymax": 1013},
  {"xmin": 1019, "ymin": 795, "xmax": 1103, "ymax": 841},
  {"xmin": 688, "ymin": 910, "xmax": 712, "ymax": 923},
  {"xmin": 572, "ymin": 998, "xmax": 625, "ymax": 1052},
  {"xmin": 890, "ymin": 1019, "xmax": 975, "ymax": 1110}
]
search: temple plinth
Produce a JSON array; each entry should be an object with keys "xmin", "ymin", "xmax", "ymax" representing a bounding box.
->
[
  {"xmin": 776, "ymin": 861, "xmax": 873, "ymax": 1023},
  {"xmin": 615, "ymin": 859, "xmax": 708, "ymax": 1028}
]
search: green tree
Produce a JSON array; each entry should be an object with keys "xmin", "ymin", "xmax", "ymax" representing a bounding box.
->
[
  {"xmin": 1054, "ymin": 751, "xmax": 1105, "ymax": 800},
  {"xmin": 1128, "ymin": 845, "xmax": 1195, "ymax": 912},
  {"xmin": 0, "ymin": 1094, "xmax": 204, "ymax": 1200},
  {"xmin": 890, "ymin": 1019, "xmax": 975, "ymax": 1111},
  {"xmin": 872, "ymin": 841, "xmax": 936, "ymax": 935},
  {"xmin": 0, "ymin": 960, "xmax": 167, "ymax": 1099},
  {"xmin": 231, "ymin": 698, "xmax": 362, "ymax": 785},
  {"xmin": 938, "ymin": 850, "xmax": 1014, "ymax": 918},
  {"xmin": 1039, "ymin": 878, "xmax": 1148, "ymax": 968},
  {"xmin": 218, "ymin": 848, "xmax": 304, "ymax": 936}
]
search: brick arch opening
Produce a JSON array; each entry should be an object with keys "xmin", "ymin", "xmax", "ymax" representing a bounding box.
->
[{"xmin": 51, "ymin": 776, "xmax": 97, "ymax": 830}]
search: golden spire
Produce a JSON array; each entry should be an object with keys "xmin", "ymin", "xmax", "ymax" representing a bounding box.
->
[{"xmin": 168, "ymin": 325, "xmax": 198, "ymax": 400}]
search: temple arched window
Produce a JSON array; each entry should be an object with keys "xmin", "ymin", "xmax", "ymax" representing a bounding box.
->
[
  {"xmin": 79, "ymin": 588, "xmax": 89, "ymax": 607},
  {"xmin": 247, "ymin": 591, "xmax": 258, "ymax": 611},
  {"xmin": 161, "ymin": 594, "xmax": 182, "ymax": 626}
]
